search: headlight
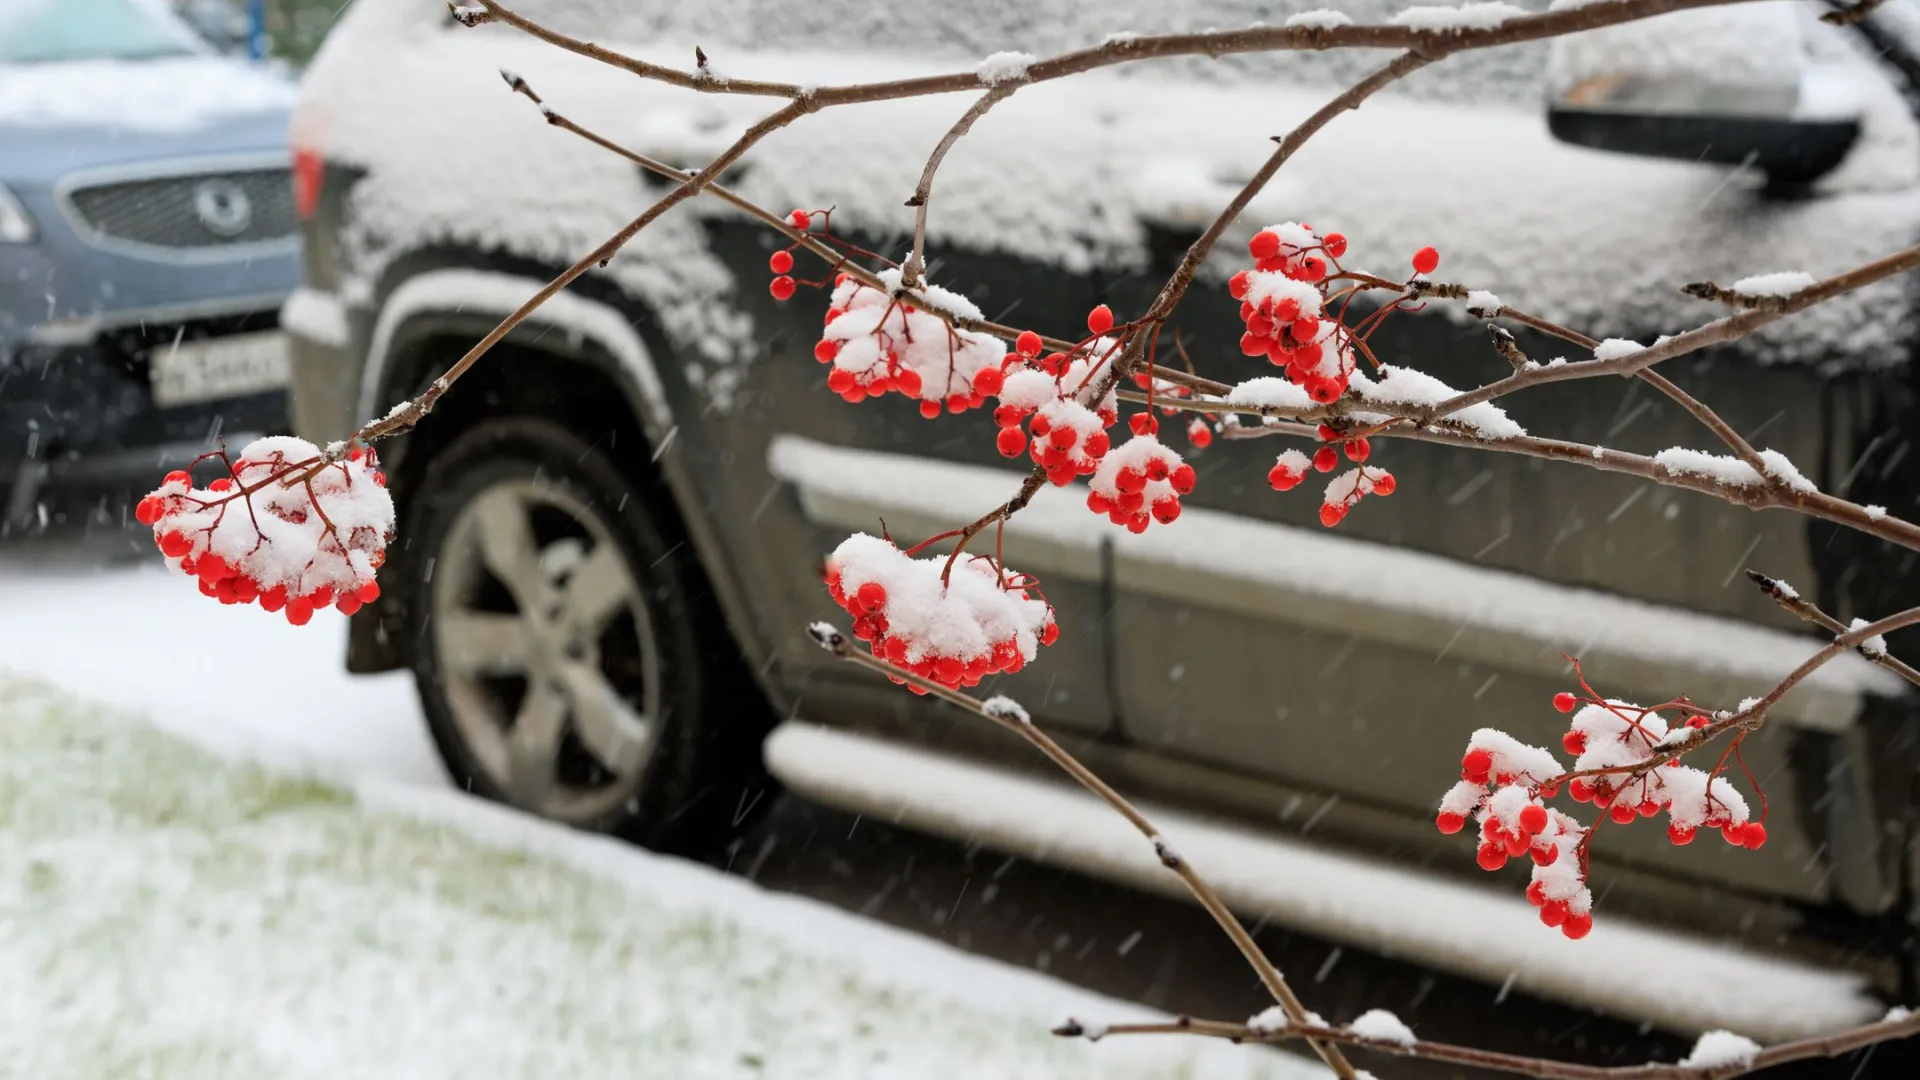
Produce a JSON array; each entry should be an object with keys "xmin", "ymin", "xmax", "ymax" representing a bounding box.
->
[{"xmin": 0, "ymin": 184, "xmax": 36, "ymax": 243}]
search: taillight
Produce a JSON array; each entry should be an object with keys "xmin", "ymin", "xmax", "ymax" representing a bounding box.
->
[{"xmin": 292, "ymin": 143, "xmax": 324, "ymax": 221}]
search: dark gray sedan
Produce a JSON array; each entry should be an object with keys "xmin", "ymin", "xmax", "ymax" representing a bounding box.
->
[{"xmin": 0, "ymin": 0, "xmax": 301, "ymax": 530}]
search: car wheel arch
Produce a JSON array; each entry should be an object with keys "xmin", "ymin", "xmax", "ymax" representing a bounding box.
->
[{"xmin": 341, "ymin": 265, "xmax": 777, "ymax": 705}]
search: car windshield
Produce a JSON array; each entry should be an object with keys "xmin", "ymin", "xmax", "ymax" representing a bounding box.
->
[{"xmin": 0, "ymin": 0, "xmax": 205, "ymax": 64}]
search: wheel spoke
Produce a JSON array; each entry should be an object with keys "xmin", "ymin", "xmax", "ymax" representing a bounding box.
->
[
  {"xmin": 505, "ymin": 680, "xmax": 568, "ymax": 806},
  {"xmin": 474, "ymin": 488, "xmax": 546, "ymax": 611},
  {"xmin": 438, "ymin": 611, "xmax": 532, "ymax": 675},
  {"xmin": 563, "ymin": 541, "xmax": 637, "ymax": 639},
  {"xmin": 556, "ymin": 660, "xmax": 651, "ymax": 776}
]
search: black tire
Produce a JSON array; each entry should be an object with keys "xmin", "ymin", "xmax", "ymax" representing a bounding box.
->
[{"xmin": 401, "ymin": 416, "xmax": 770, "ymax": 854}]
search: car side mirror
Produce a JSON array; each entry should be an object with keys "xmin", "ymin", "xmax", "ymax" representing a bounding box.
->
[{"xmin": 1544, "ymin": 7, "xmax": 1861, "ymax": 186}]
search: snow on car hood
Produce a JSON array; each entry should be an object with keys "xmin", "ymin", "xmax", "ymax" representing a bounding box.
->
[
  {"xmin": 0, "ymin": 55, "xmax": 294, "ymax": 135},
  {"xmin": 304, "ymin": 1, "xmax": 1920, "ymax": 385}
]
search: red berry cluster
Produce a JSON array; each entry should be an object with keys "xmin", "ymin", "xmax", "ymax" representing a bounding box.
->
[
  {"xmin": 825, "ymin": 533, "xmax": 1058, "ymax": 696},
  {"xmin": 1437, "ymin": 680, "xmax": 1771, "ymax": 939},
  {"xmin": 1266, "ymin": 427, "xmax": 1395, "ymax": 527},
  {"xmin": 815, "ymin": 268, "xmax": 1005, "ymax": 415},
  {"xmin": 988, "ymin": 315, "xmax": 1125, "ymax": 488},
  {"xmin": 136, "ymin": 437, "xmax": 394, "ymax": 626},
  {"xmin": 766, "ymin": 208, "xmax": 817, "ymax": 301},
  {"xmin": 1228, "ymin": 223, "xmax": 1353, "ymax": 404},
  {"xmin": 1086, "ymin": 434, "xmax": 1196, "ymax": 533}
]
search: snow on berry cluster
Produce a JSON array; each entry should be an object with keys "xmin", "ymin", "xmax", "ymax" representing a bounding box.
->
[
  {"xmin": 825, "ymin": 532, "xmax": 1058, "ymax": 694},
  {"xmin": 1265, "ymin": 424, "xmax": 1397, "ymax": 527},
  {"xmin": 1086, "ymin": 433, "xmax": 1196, "ymax": 533},
  {"xmin": 134, "ymin": 436, "xmax": 393, "ymax": 625},
  {"xmin": 813, "ymin": 268, "xmax": 1006, "ymax": 417},
  {"xmin": 1437, "ymin": 688, "xmax": 1767, "ymax": 939},
  {"xmin": 989, "ymin": 317, "xmax": 1124, "ymax": 483}
]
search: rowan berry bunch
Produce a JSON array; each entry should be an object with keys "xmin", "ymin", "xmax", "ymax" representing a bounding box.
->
[
  {"xmin": 989, "ymin": 318, "xmax": 1125, "ymax": 488},
  {"xmin": 1228, "ymin": 222, "xmax": 1362, "ymax": 404},
  {"xmin": 1437, "ymin": 674, "xmax": 1769, "ymax": 940},
  {"xmin": 812, "ymin": 268, "xmax": 1006, "ymax": 415},
  {"xmin": 826, "ymin": 532, "xmax": 1059, "ymax": 694},
  {"xmin": 1087, "ymin": 433, "xmax": 1196, "ymax": 533},
  {"xmin": 1266, "ymin": 425, "xmax": 1397, "ymax": 526},
  {"xmin": 134, "ymin": 436, "xmax": 394, "ymax": 626}
]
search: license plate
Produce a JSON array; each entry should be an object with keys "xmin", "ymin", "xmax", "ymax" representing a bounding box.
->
[{"xmin": 149, "ymin": 330, "xmax": 291, "ymax": 408}]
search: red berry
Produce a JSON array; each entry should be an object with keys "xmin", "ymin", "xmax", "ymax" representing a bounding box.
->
[
  {"xmin": 996, "ymin": 427, "xmax": 1027, "ymax": 457},
  {"xmin": 1240, "ymin": 333, "xmax": 1272, "ymax": 357},
  {"xmin": 1312, "ymin": 446, "xmax": 1338, "ymax": 473},
  {"xmin": 1562, "ymin": 730, "xmax": 1586, "ymax": 755},
  {"xmin": 1291, "ymin": 316, "xmax": 1320, "ymax": 343},
  {"xmin": 285, "ymin": 598, "xmax": 314, "ymax": 627},
  {"xmin": 1343, "ymin": 437, "xmax": 1369, "ymax": 462},
  {"xmin": 1518, "ymin": 804, "xmax": 1548, "ymax": 836},
  {"xmin": 1128, "ymin": 413, "xmax": 1157, "ymax": 436},
  {"xmin": 1552, "ymin": 691, "xmax": 1578, "ymax": 713},
  {"xmin": 827, "ymin": 369, "xmax": 856, "ymax": 394},
  {"xmin": 357, "ymin": 581, "xmax": 380, "ymax": 604},
  {"xmin": 856, "ymin": 582, "xmax": 887, "ymax": 612},
  {"xmin": 789, "ymin": 209, "xmax": 810, "ymax": 230},
  {"xmin": 1530, "ymin": 843, "xmax": 1557, "ymax": 866},
  {"xmin": 1475, "ymin": 843, "xmax": 1507, "ymax": 872},
  {"xmin": 769, "ymin": 250, "xmax": 794, "ymax": 274},
  {"xmin": 813, "ymin": 340, "xmax": 839, "ymax": 364},
  {"xmin": 896, "ymin": 368, "xmax": 923, "ymax": 397},
  {"xmin": 1086, "ymin": 305, "xmax": 1114, "ymax": 336},
  {"xmin": 1436, "ymin": 811, "xmax": 1465, "ymax": 835},
  {"xmin": 1323, "ymin": 232, "xmax": 1347, "ymax": 258},
  {"xmin": 163, "ymin": 470, "xmax": 190, "ymax": 486},
  {"xmin": 1048, "ymin": 426, "xmax": 1075, "ymax": 450},
  {"xmin": 208, "ymin": 477, "xmax": 234, "ymax": 493},
  {"xmin": 972, "ymin": 366, "xmax": 1004, "ymax": 396},
  {"xmin": 1083, "ymin": 432, "xmax": 1110, "ymax": 458},
  {"xmin": 1015, "ymin": 330, "xmax": 1042, "ymax": 357},
  {"xmin": 159, "ymin": 532, "xmax": 193, "ymax": 558},
  {"xmin": 1370, "ymin": 472, "xmax": 1396, "ymax": 496},
  {"xmin": 1268, "ymin": 463, "xmax": 1301, "ymax": 491},
  {"xmin": 1273, "ymin": 298, "xmax": 1300, "ymax": 323},
  {"xmin": 1561, "ymin": 913, "xmax": 1593, "ymax": 940},
  {"xmin": 1306, "ymin": 378, "xmax": 1341, "ymax": 405},
  {"xmin": 1722, "ymin": 823, "xmax": 1746, "ymax": 845},
  {"xmin": 1741, "ymin": 822, "xmax": 1768, "ymax": 850},
  {"xmin": 1411, "ymin": 246, "xmax": 1439, "ymax": 275},
  {"xmin": 134, "ymin": 495, "xmax": 165, "ymax": 526},
  {"xmin": 1318, "ymin": 503, "xmax": 1347, "ymax": 527},
  {"xmin": 1540, "ymin": 900, "xmax": 1569, "ymax": 928},
  {"xmin": 1525, "ymin": 880, "xmax": 1546, "ymax": 906},
  {"xmin": 1228, "ymin": 270, "xmax": 1251, "ymax": 300},
  {"xmin": 1188, "ymin": 422, "xmax": 1212, "ymax": 449},
  {"xmin": 1462, "ymin": 747, "xmax": 1493, "ymax": 783},
  {"xmin": 994, "ymin": 405, "xmax": 1023, "ymax": 428},
  {"xmin": 769, "ymin": 276, "xmax": 796, "ymax": 301},
  {"xmin": 1568, "ymin": 778, "xmax": 1591, "ymax": 802},
  {"xmin": 1151, "ymin": 498, "xmax": 1181, "ymax": 525},
  {"xmin": 1667, "ymin": 823, "xmax": 1695, "ymax": 846},
  {"xmin": 1609, "ymin": 802, "xmax": 1637, "ymax": 825},
  {"xmin": 1040, "ymin": 621, "xmax": 1059, "ymax": 646},
  {"xmin": 1249, "ymin": 230, "xmax": 1280, "ymax": 260}
]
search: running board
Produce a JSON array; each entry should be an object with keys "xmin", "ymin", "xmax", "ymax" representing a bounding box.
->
[{"xmin": 764, "ymin": 721, "xmax": 1882, "ymax": 1042}]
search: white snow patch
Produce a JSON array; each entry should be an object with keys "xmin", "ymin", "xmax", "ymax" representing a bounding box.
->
[
  {"xmin": 279, "ymin": 287, "xmax": 351, "ymax": 349},
  {"xmin": 1732, "ymin": 271, "xmax": 1815, "ymax": 297},
  {"xmin": 0, "ymin": 678, "xmax": 1313, "ymax": 1080},
  {"xmin": 1350, "ymin": 365, "xmax": 1524, "ymax": 439},
  {"xmin": 981, "ymin": 695, "xmax": 1032, "ymax": 724},
  {"xmin": 1390, "ymin": 3, "xmax": 1526, "ymax": 31},
  {"xmin": 1348, "ymin": 1008, "xmax": 1416, "ymax": 1045},
  {"xmin": 1465, "ymin": 289, "xmax": 1502, "ymax": 316},
  {"xmin": 1654, "ymin": 448, "xmax": 1761, "ymax": 488},
  {"xmin": 975, "ymin": 50, "xmax": 1036, "ymax": 85},
  {"xmin": 0, "ymin": 56, "xmax": 293, "ymax": 132},
  {"xmin": 1677, "ymin": 1030, "xmax": 1762, "ymax": 1069},
  {"xmin": 1757, "ymin": 448, "xmax": 1817, "ymax": 494},
  {"xmin": 1848, "ymin": 618, "xmax": 1889, "ymax": 660},
  {"xmin": 1284, "ymin": 10, "xmax": 1353, "ymax": 29},
  {"xmin": 1592, "ymin": 338, "xmax": 1643, "ymax": 362},
  {"xmin": 1865, "ymin": 505, "xmax": 1887, "ymax": 522}
]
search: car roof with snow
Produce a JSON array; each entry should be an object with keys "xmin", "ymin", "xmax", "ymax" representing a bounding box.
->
[{"xmin": 304, "ymin": 0, "xmax": 1920, "ymax": 374}]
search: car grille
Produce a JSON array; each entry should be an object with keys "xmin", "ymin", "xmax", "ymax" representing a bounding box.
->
[{"xmin": 65, "ymin": 167, "xmax": 295, "ymax": 251}]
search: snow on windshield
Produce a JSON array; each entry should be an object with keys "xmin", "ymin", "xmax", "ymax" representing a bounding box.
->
[{"xmin": 0, "ymin": 0, "xmax": 206, "ymax": 64}]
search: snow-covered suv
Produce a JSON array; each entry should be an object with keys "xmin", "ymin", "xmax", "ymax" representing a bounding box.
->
[{"xmin": 289, "ymin": 0, "xmax": 1920, "ymax": 1041}]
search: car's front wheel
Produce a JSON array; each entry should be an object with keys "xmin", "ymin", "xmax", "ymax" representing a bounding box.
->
[{"xmin": 403, "ymin": 417, "xmax": 765, "ymax": 851}]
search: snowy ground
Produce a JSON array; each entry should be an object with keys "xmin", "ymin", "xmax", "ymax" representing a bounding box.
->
[{"xmin": 0, "ymin": 559, "xmax": 1320, "ymax": 1079}]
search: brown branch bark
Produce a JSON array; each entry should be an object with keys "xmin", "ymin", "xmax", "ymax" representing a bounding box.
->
[
  {"xmin": 1747, "ymin": 570, "xmax": 1920, "ymax": 689},
  {"xmin": 902, "ymin": 88, "xmax": 1016, "ymax": 288},
  {"xmin": 1060, "ymin": 1009, "xmax": 1920, "ymax": 1080}
]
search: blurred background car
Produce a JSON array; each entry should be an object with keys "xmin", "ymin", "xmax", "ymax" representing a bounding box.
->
[{"xmin": 0, "ymin": 0, "xmax": 298, "ymax": 534}]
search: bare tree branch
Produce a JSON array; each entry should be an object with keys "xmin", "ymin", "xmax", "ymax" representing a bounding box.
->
[
  {"xmin": 902, "ymin": 88, "xmax": 1016, "ymax": 287},
  {"xmin": 1746, "ymin": 570, "xmax": 1920, "ymax": 689}
]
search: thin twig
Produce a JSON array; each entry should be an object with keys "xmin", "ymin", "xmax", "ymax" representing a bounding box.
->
[
  {"xmin": 807, "ymin": 625, "xmax": 1357, "ymax": 1079},
  {"xmin": 902, "ymin": 88, "xmax": 1016, "ymax": 287},
  {"xmin": 1746, "ymin": 570, "xmax": 1920, "ymax": 689}
]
